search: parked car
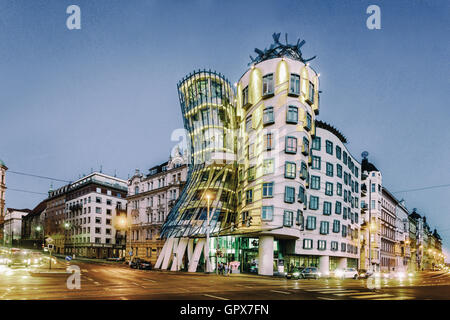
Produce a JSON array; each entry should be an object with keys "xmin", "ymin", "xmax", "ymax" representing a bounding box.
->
[
  {"xmin": 130, "ymin": 258, "xmax": 142, "ymax": 269},
  {"xmin": 335, "ymin": 268, "xmax": 359, "ymax": 279},
  {"xmin": 300, "ymin": 267, "xmax": 321, "ymax": 279},
  {"xmin": 107, "ymin": 257, "xmax": 125, "ymax": 262},
  {"xmin": 357, "ymin": 269, "xmax": 372, "ymax": 279},
  {"xmin": 286, "ymin": 267, "xmax": 304, "ymax": 280},
  {"xmin": 138, "ymin": 260, "xmax": 152, "ymax": 270}
]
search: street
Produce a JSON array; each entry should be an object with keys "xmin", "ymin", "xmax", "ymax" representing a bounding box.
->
[{"xmin": 1, "ymin": 257, "xmax": 450, "ymax": 300}]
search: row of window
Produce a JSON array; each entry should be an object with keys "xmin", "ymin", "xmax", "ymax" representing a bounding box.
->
[
  {"xmin": 312, "ymin": 136, "xmax": 359, "ymax": 178},
  {"xmin": 302, "ymin": 239, "xmax": 358, "ymax": 254},
  {"xmin": 243, "ymin": 73, "xmax": 315, "ymax": 107}
]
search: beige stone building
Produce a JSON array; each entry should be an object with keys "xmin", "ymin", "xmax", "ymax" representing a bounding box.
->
[{"xmin": 127, "ymin": 150, "xmax": 187, "ymax": 265}]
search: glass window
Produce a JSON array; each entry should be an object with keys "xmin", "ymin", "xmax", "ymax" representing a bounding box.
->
[
  {"xmin": 337, "ymin": 183, "xmax": 342, "ymax": 196},
  {"xmin": 285, "ymin": 162, "xmax": 296, "ymax": 179},
  {"xmin": 262, "ymin": 182, "xmax": 274, "ymax": 198},
  {"xmin": 326, "ymin": 163, "xmax": 333, "ymax": 177},
  {"xmin": 326, "ymin": 140, "xmax": 333, "ymax": 155},
  {"xmin": 284, "ymin": 186, "xmax": 295, "ymax": 203},
  {"xmin": 265, "ymin": 133, "xmax": 273, "ymax": 151},
  {"xmin": 298, "ymin": 186, "xmax": 305, "ymax": 203},
  {"xmin": 311, "ymin": 175, "xmax": 320, "ymax": 190},
  {"xmin": 303, "ymin": 239, "xmax": 313, "ymax": 249},
  {"xmin": 331, "ymin": 241, "xmax": 338, "ymax": 251},
  {"xmin": 248, "ymin": 166, "xmax": 256, "ymax": 181},
  {"xmin": 306, "ymin": 216, "xmax": 316, "ymax": 230},
  {"xmin": 296, "ymin": 210, "xmax": 304, "ymax": 230},
  {"xmin": 323, "ymin": 201, "xmax": 332, "ymax": 215},
  {"xmin": 318, "ymin": 240, "xmax": 326, "ymax": 251},
  {"xmin": 337, "ymin": 164, "xmax": 342, "ymax": 178},
  {"xmin": 343, "ymin": 151, "xmax": 348, "ymax": 165},
  {"xmin": 341, "ymin": 243, "xmax": 346, "ymax": 252},
  {"xmin": 285, "ymin": 136, "xmax": 297, "ymax": 154},
  {"xmin": 289, "ymin": 74, "xmax": 300, "ymax": 95},
  {"xmin": 246, "ymin": 115, "xmax": 252, "ymax": 132},
  {"xmin": 263, "ymin": 107, "xmax": 274, "ymax": 125},
  {"xmin": 312, "ymin": 136, "xmax": 321, "ymax": 150},
  {"xmin": 342, "ymin": 225, "xmax": 347, "ymax": 237},
  {"xmin": 325, "ymin": 182, "xmax": 333, "ymax": 196},
  {"xmin": 300, "ymin": 161, "xmax": 308, "ymax": 180},
  {"xmin": 262, "ymin": 206, "xmax": 273, "ymax": 221},
  {"xmin": 333, "ymin": 220, "xmax": 341, "ymax": 233},
  {"xmin": 283, "ymin": 210, "xmax": 293, "ymax": 227},
  {"xmin": 309, "ymin": 196, "xmax": 319, "ymax": 210},
  {"xmin": 308, "ymin": 81, "xmax": 315, "ymax": 103},
  {"xmin": 246, "ymin": 189, "xmax": 253, "ymax": 204},
  {"xmin": 262, "ymin": 73, "xmax": 274, "ymax": 96},
  {"xmin": 312, "ymin": 156, "xmax": 321, "ymax": 170},
  {"xmin": 302, "ymin": 137, "xmax": 309, "ymax": 155},
  {"xmin": 263, "ymin": 159, "xmax": 274, "ymax": 175},
  {"xmin": 286, "ymin": 106, "xmax": 298, "ymax": 124},
  {"xmin": 320, "ymin": 221, "xmax": 329, "ymax": 235},
  {"xmin": 243, "ymin": 86, "xmax": 249, "ymax": 106},
  {"xmin": 304, "ymin": 113, "xmax": 312, "ymax": 131},
  {"xmin": 355, "ymin": 167, "xmax": 359, "ymax": 178},
  {"xmin": 336, "ymin": 145, "xmax": 342, "ymax": 159},
  {"xmin": 335, "ymin": 201, "xmax": 342, "ymax": 214}
]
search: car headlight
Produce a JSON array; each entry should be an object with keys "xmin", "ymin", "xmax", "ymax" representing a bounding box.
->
[
  {"xmin": 397, "ymin": 272, "xmax": 405, "ymax": 279},
  {"xmin": 383, "ymin": 273, "xmax": 389, "ymax": 278},
  {"xmin": 360, "ymin": 273, "xmax": 366, "ymax": 277},
  {"xmin": 293, "ymin": 272, "xmax": 299, "ymax": 276}
]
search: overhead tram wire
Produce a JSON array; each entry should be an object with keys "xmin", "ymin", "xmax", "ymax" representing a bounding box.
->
[
  {"xmin": 8, "ymin": 170, "xmax": 71, "ymax": 183},
  {"xmin": 392, "ymin": 183, "xmax": 450, "ymax": 194},
  {"xmin": 7, "ymin": 188, "xmax": 48, "ymax": 195}
]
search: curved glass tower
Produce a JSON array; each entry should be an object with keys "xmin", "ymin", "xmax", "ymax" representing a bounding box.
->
[{"xmin": 160, "ymin": 70, "xmax": 238, "ymax": 239}]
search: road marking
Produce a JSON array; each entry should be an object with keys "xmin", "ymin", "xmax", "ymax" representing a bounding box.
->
[
  {"xmin": 82, "ymin": 269, "xmax": 88, "ymax": 273},
  {"xmin": 143, "ymin": 278, "xmax": 156, "ymax": 282},
  {"xmin": 334, "ymin": 291, "xmax": 377, "ymax": 296},
  {"xmin": 318, "ymin": 297, "xmax": 336, "ymax": 300},
  {"xmin": 93, "ymin": 282, "xmax": 100, "ymax": 285},
  {"xmin": 92, "ymin": 270, "xmax": 99, "ymax": 273},
  {"xmin": 120, "ymin": 297, "xmax": 128, "ymax": 300},
  {"xmin": 376, "ymin": 296, "xmax": 415, "ymax": 300},
  {"xmin": 270, "ymin": 290, "xmax": 291, "ymax": 295},
  {"xmin": 320, "ymin": 290, "xmax": 359, "ymax": 294},
  {"xmin": 353, "ymin": 293, "xmax": 394, "ymax": 299},
  {"xmin": 203, "ymin": 294, "xmax": 229, "ymax": 300}
]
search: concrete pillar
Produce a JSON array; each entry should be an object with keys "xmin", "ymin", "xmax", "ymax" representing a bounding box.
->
[
  {"xmin": 338, "ymin": 257, "xmax": 347, "ymax": 269},
  {"xmin": 258, "ymin": 236, "xmax": 274, "ymax": 276},
  {"xmin": 319, "ymin": 255, "xmax": 330, "ymax": 276}
]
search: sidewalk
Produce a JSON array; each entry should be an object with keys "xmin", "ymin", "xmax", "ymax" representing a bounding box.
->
[{"xmin": 53, "ymin": 254, "xmax": 127, "ymax": 266}]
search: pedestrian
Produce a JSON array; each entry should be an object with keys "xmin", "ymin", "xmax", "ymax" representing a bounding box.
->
[
  {"xmin": 223, "ymin": 263, "xmax": 228, "ymax": 276},
  {"xmin": 227, "ymin": 262, "xmax": 231, "ymax": 276}
]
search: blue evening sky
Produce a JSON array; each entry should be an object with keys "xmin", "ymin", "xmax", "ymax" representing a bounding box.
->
[{"xmin": 0, "ymin": 0, "xmax": 449, "ymax": 256}]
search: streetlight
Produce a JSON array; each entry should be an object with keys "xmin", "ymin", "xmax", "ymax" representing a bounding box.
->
[
  {"xmin": 118, "ymin": 216, "xmax": 131, "ymax": 265},
  {"xmin": 205, "ymin": 193, "xmax": 211, "ymax": 273}
]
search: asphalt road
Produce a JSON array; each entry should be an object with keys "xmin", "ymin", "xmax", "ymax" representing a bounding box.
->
[{"xmin": 1, "ymin": 258, "xmax": 450, "ymax": 300}]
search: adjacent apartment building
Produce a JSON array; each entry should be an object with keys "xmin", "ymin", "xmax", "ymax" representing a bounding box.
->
[
  {"xmin": 127, "ymin": 150, "xmax": 187, "ymax": 265},
  {"xmin": 46, "ymin": 172, "xmax": 128, "ymax": 258},
  {"xmin": 0, "ymin": 159, "xmax": 8, "ymax": 243}
]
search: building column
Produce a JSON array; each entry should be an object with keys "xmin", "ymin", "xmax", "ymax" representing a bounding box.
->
[
  {"xmin": 338, "ymin": 257, "xmax": 347, "ymax": 269},
  {"xmin": 258, "ymin": 236, "xmax": 274, "ymax": 276},
  {"xmin": 319, "ymin": 256, "xmax": 330, "ymax": 276}
]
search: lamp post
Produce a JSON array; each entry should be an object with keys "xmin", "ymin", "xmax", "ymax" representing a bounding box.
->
[
  {"xmin": 368, "ymin": 178, "xmax": 372, "ymax": 273},
  {"xmin": 205, "ymin": 194, "xmax": 211, "ymax": 273}
]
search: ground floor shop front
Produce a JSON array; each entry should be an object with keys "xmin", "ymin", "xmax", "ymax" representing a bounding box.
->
[{"xmin": 158, "ymin": 235, "xmax": 359, "ymax": 276}]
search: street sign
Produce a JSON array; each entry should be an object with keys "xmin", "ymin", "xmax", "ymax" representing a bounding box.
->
[
  {"xmin": 48, "ymin": 244, "xmax": 54, "ymax": 252},
  {"xmin": 65, "ymin": 255, "xmax": 72, "ymax": 261},
  {"xmin": 46, "ymin": 237, "xmax": 54, "ymax": 244},
  {"xmin": 129, "ymin": 251, "xmax": 133, "ymax": 256}
]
